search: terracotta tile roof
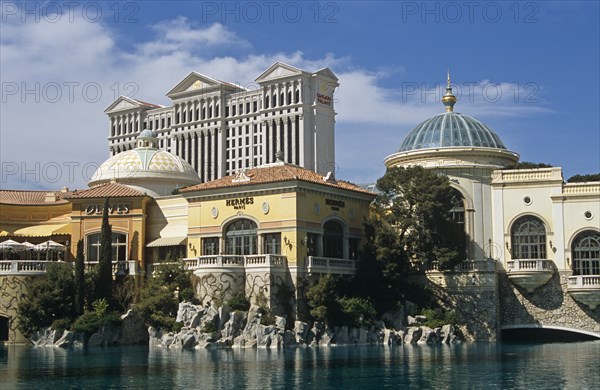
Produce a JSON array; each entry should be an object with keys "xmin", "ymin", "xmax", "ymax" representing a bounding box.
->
[
  {"xmin": 0, "ymin": 190, "xmax": 70, "ymax": 205},
  {"xmin": 179, "ymin": 164, "xmax": 375, "ymax": 196},
  {"xmin": 65, "ymin": 182, "xmax": 146, "ymax": 199}
]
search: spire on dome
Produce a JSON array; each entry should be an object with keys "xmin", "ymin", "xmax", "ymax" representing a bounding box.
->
[{"xmin": 442, "ymin": 70, "xmax": 457, "ymax": 112}]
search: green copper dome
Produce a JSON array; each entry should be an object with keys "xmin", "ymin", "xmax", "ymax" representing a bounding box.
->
[{"xmin": 398, "ymin": 112, "xmax": 507, "ymax": 152}]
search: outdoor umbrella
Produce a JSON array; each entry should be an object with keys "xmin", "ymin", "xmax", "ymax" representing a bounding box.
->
[{"xmin": 0, "ymin": 239, "xmax": 24, "ymax": 251}]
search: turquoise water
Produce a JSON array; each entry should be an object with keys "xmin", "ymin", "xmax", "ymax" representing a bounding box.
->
[{"xmin": 1, "ymin": 342, "xmax": 599, "ymax": 389}]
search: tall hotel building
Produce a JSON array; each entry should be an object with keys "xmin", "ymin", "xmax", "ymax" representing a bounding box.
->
[{"xmin": 105, "ymin": 62, "xmax": 339, "ymax": 182}]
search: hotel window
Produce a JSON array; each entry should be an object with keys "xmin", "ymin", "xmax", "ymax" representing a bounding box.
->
[
  {"xmin": 158, "ymin": 245, "xmax": 185, "ymax": 261},
  {"xmin": 287, "ymin": 91, "xmax": 292, "ymax": 105},
  {"xmin": 572, "ymin": 231, "xmax": 600, "ymax": 275},
  {"xmin": 349, "ymin": 238, "xmax": 360, "ymax": 260},
  {"xmin": 225, "ymin": 219, "xmax": 258, "ymax": 255},
  {"xmin": 202, "ymin": 237, "xmax": 220, "ymax": 256},
  {"xmin": 215, "ymin": 105, "xmax": 219, "ymax": 117},
  {"xmin": 511, "ymin": 216, "xmax": 546, "ymax": 259},
  {"xmin": 246, "ymin": 102, "xmax": 250, "ymax": 113},
  {"xmin": 232, "ymin": 105, "xmax": 236, "ymax": 116},
  {"xmin": 273, "ymin": 94, "xmax": 277, "ymax": 107},
  {"xmin": 280, "ymin": 92, "xmax": 285, "ymax": 106},
  {"xmin": 295, "ymin": 89, "xmax": 300, "ymax": 103},
  {"xmin": 86, "ymin": 232, "xmax": 127, "ymax": 262},
  {"xmin": 225, "ymin": 106, "xmax": 229, "ymax": 117},
  {"xmin": 265, "ymin": 96, "xmax": 270, "ymax": 109},
  {"xmin": 253, "ymin": 101, "xmax": 258, "ymax": 112},
  {"xmin": 264, "ymin": 233, "xmax": 281, "ymax": 255},
  {"xmin": 239, "ymin": 104, "xmax": 243, "ymax": 115},
  {"xmin": 323, "ymin": 220, "xmax": 344, "ymax": 258}
]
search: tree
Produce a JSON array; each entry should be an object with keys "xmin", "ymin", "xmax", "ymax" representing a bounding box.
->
[
  {"xmin": 74, "ymin": 239, "xmax": 85, "ymax": 316},
  {"xmin": 567, "ymin": 173, "xmax": 600, "ymax": 183},
  {"xmin": 17, "ymin": 263, "xmax": 76, "ymax": 337},
  {"xmin": 508, "ymin": 161, "xmax": 553, "ymax": 169},
  {"xmin": 96, "ymin": 197, "xmax": 113, "ymax": 305},
  {"xmin": 134, "ymin": 261, "xmax": 193, "ymax": 330},
  {"xmin": 354, "ymin": 166, "xmax": 466, "ymax": 310}
]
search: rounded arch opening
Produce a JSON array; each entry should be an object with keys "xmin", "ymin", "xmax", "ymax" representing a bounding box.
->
[
  {"xmin": 323, "ymin": 219, "xmax": 344, "ymax": 259},
  {"xmin": 224, "ymin": 218, "xmax": 258, "ymax": 255},
  {"xmin": 510, "ymin": 215, "xmax": 547, "ymax": 259},
  {"xmin": 570, "ymin": 230, "xmax": 600, "ymax": 276}
]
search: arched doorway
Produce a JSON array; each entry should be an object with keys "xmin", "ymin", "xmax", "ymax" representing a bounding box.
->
[
  {"xmin": 225, "ymin": 219, "xmax": 258, "ymax": 255},
  {"xmin": 323, "ymin": 220, "xmax": 344, "ymax": 258},
  {"xmin": 572, "ymin": 230, "xmax": 600, "ymax": 275}
]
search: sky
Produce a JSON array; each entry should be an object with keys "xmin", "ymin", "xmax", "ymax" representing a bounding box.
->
[{"xmin": 1, "ymin": 1, "xmax": 599, "ymax": 190}]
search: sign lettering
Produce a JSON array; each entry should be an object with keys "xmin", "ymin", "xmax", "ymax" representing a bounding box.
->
[
  {"xmin": 226, "ymin": 197, "xmax": 254, "ymax": 210},
  {"xmin": 84, "ymin": 204, "xmax": 130, "ymax": 215}
]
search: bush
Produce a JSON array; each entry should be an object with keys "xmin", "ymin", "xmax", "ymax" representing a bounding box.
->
[
  {"xmin": 200, "ymin": 318, "xmax": 218, "ymax": 334},
  {"xmin": 260, "ymin": 310, "xmax": 276, "ymax": 326},
  {"xmin": 226, "ymin": 292, "xmax": 250, "ymax": 311},
  {"xmin": 71, "ymin": 299, "xmax": 121, "ymax": 336},
  {"xmin": 421, "ymin": 308, "xmax": 457, "ymax": 328},
  {"xmin": 17, "ymin": 262, "xmax": 76, "ymax": 337},
  {"xmin": 50, "ymin": 318, "xmax": 72, "ymax": 333},
  {"xmin": 337, "ymin": 297, "xmax": 377, "ymax": 328},
  {"xmin": 172, "ymin": 322, "xmax": 184, "ymax": 333}
]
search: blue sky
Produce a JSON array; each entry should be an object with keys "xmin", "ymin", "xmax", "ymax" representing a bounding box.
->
[{"xmin": 1, "ymin": 1, "xmax": 598, "ymax": 190}]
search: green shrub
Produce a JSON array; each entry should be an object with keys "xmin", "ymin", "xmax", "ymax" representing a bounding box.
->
[
  {"xmin": 421, "ymin": 308, "xmax": 457, "ymax": 328},
  {"xmin": 179, "ymin": 287, "xmax": 195, "ymax": 303},
  {"xmin": 337, "ymin": 297, "xmax": 377, "ymax": 328},
  {"xmin": 260, "ymin": 311, "xmax": 276, "ymax": 326},
  {"xmin": 226, "ymin": 292, "xmax": 250, "ymax": 311},
  {"xmin": 50, "ymin": 318, "xmax": 72, "ymax": 333},
  {"xmin": 71, "ymin": 299, "xmax": 121, "ymax": 336},
  {"xmin": 201, "ymin": 318, "xmax": 218, "ymax": 334},
  {"xmin": 172, "ymin": 321, "xmax": 184, "ymax": 333}
]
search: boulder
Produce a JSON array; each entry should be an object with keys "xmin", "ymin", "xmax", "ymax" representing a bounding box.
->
[
  {"xmin": 319, "ymin": 327, "xmax": 334, "ymax": 347},
  {"xmin": 293, "ymin": 321, "xmax": 309, "ymax": 344},
  {"xmin": 176, "ymin": 302, "xmax": 201, "ymax": 327},
  {"xmin": 404, "ymin": 327, "xmax": 422, "ymax": 344},
  {"xmin": 283, "ymin": 330, "xmax": 296, "ymax": 346},
  {"xmin": 160, "ymin": 332, "xmax": 175, "ymax": 348},
  {"xmin": 418, "ymin": 327, "xmax": 439, "ymax": 344},
  {"xmin": 181, "ymin": 333, "xmax": 196, "ymax": 349},
  {"xmin": 55, "ymin": 331, "xmax": 84, "ymax": 348},
  {"xmin": 383, "ymin": 329, "xmax": 399, "ymax": 346},
  {"xmin": 333, "ymin": 326, "xmax": 349, "ymax": 344},
  {"xmin": 221, "ymin": 310, "xmax": 247, "ymax": 339},
  {"xmin": 309, "ymin": 321, "xmax": 324, "ymax": 344},
  {"xmin": 381, "ymin": 307, "xmax": 405, "ymax": 330},
  {"xmin": 275, "ymin": 316, "xmax": 287, "ymax": 332},
  {"xmin": 218, "ymin": 306, "xmax": 231, "ymax": 331},
  {"xmin": 440, "ymin": 324, "xmax": 455, "ymax": 344},
  {"xmin": 257, "ymin": 325, "xmax": 277, "ymax": 348},
  {"xmin": 88, "ymin": 333, "xmax": 105, "ymax": 347}
]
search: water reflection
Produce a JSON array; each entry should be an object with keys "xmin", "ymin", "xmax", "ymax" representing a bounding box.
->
[{"xmin": 1, "ymin": 342, "xmax": 599, "ymax": 389}]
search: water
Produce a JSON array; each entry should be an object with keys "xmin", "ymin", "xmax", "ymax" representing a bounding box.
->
[{"xmin": 1, "ymin": 342, "xmax": 599, "ymax": 389}]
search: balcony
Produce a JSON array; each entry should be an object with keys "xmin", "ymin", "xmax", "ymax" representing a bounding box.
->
[
  {"xmin": 0, "ymin": 260, "xmax": 141, "ymax": 276},
  {"xmin": 306, "ymin": 256, "xmax": 356, "ymax": 275},
  {"xmin": 149, "ymin": 255, "xmax": 288, "ymax": 275},
  {"xmin": 567, "ymin": 275, "xmax": 600, "ymax": 309},
  {"xmin": 506, "ymin": 259, "xmax": 554, "ymax": 292}
]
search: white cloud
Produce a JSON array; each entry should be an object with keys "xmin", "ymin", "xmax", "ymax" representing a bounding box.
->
[{"xmin": 0, "ymin": 13, "xmax": 551, "ymax": 190}]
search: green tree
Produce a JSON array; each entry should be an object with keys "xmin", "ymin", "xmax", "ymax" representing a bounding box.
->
[
  {"xmin": 508, "ymin": 161, "xmax": 553, "ymax": 169},
  {"xmin": 17, "ymin": 263, "xmax": 76, "ymax": 337},
  {"xmin": 355, "ymin": 166, "xmax": 466, "ymax": 310},
  {"xmin": 133, "ymin": 261, "xmax": 193, "ymax": 330},
  {"xmin": 96, "ymin": 198, "xmax": 113, "ymax": 305},
  {"xmin": 74, "ymin": 239, "xmax": 85, "ymax": 316},
  {"xmin": 306, "ymin": 274, "xmax": 341, "ymax": 325},
  {"xmin": 567, "ymin": 173, "xmax": 600, "ymax": 183}
]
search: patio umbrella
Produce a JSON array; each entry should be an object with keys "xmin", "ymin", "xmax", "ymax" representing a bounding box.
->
[
  {"xmin": 20, "ymin": 241, "xmax": 36, "ymax": 250},
  {"xmin": 33, "ymin": 240, "xmax": 66, "ymax": 251},
  {"xmin": 0, "ymin": 239, "xmax": 24, "ymax": 251}
]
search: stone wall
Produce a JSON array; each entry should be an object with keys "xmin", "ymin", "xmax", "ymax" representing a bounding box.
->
[
  {"xmin": 0, "ymin": 275, "xmax": 33, "ymax": 343},
  {"xmin": 499, "ymin": 271, "xmax": 600, "ymax": 336}
]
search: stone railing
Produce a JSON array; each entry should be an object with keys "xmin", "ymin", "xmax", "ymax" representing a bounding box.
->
[
  {"xmin": 425, "ymin": 259, "xmax": 497, "ymax": 273},
  {"xmin": 507, "ymin": 259, "xmax": 554, "ymax": 271},
  {"xmin": 563, "ymin": 183, "xmax": 600, "ymax": 195},
  {"xmin": 147, "ymin": 259, "xmax": 198, "ymax": 275},
  {"xmin": 306, "ymin": 256, "xmax": 356, "ymax": 274},
  {"xmin": 84, "ymin": 260, "xmax": 141, "ymax": 275},
  {"xmin": 491, "ymin": 168, "xmax": 562, "ymax": 184},
  {"xmin": 172, "ymin": 254, "xmax": 288, "ymax": 271},
  {"xmin": 0, "ymin": 260, "xmax": 72, "ymax": 275},
  {"xmin": 567, "ymin": 275, "xmax": 600, "ymax": 289}
]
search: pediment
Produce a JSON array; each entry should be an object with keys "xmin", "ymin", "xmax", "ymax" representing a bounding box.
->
[
  {"xmin": 105, "ymin": 96, "xmax": 146, "ymax": 113},
  {"xmin": 313, "ymin": 67, "xmax": 339, "ymax": 82},
  {"xmin": 255, "ymin": 62, "xmax": 304, "ymax": 83},
  {"xmin": 166, "ymin": 72, "xmax": 223, "ymax": 97}
]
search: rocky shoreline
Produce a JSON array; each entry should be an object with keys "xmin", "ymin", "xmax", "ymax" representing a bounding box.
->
[{"xmin": 30, "ymin": 302, "xmax": 463, "ymax": 348}]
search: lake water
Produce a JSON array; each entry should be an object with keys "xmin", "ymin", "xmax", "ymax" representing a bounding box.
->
[{"xmin": 1, "ymin": 341, "xmax": 599, "ymax": 389}]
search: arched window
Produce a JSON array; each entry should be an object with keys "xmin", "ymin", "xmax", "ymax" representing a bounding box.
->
[
  {"xmin": 225, "ymin": 219, "xmax": 257, "ymax": 255},
  {"xmin": 323, "ymin": 220, "xmax": 344, "ymax": 258},
  {"xmin": 86, "ymin": 232, "xmax": 127, "ymax": 262},
  {"xmin": 295, "ymin": 89, "xmax": 300, "ymax": 103},
  {"xmin": 265, "ymin": 96, "xmax": 270, "ymax": 109},
  {"xmin": 449, "ymin": 188, "xmax": 465, "ymax": 226},
  {"xmin": 511, "ymin": 216, "xmax": 546, "ymax": 259},
  {"xmin": 572, "ymin": 231, "xmax": 600, "ymax": 275}
]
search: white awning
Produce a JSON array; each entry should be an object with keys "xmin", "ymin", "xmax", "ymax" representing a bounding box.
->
[{"xmin": 146, "ymin": 236, "xmax": 187, "ymax": 248}]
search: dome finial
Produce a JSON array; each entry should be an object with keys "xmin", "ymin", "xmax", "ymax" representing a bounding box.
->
[{"xmin": 442, "ymin": 70, "xmax": 457, "ymax": 112}]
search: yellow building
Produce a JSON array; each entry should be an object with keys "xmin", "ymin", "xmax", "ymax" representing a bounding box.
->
[{"xmin": 0, "ymin": 132, "xmax": 374, "ymax": 342}]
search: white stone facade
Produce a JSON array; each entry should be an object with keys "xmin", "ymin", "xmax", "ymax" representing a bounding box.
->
[{"xmin": 105, "ymin": 62, "xmax": 338, "ymax": 182}]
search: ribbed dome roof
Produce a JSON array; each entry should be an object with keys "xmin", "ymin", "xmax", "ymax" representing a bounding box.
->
[{"xmin": 398, "ymin": 112, "xmax": 507, "ymax": 152}]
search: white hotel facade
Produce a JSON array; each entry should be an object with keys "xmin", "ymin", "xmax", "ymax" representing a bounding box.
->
[{"xmin": 105, "ymin": 62, "xmax": 339, "ymax": 182}]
